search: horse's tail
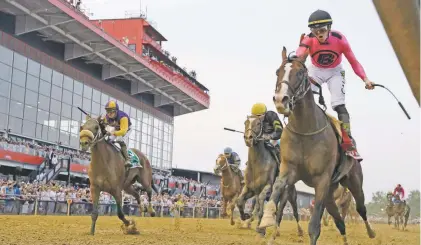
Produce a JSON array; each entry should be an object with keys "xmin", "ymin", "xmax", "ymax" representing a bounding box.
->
[{"xmin": 404, "ymin": 204, "xmax": 410, "ymax": 227}]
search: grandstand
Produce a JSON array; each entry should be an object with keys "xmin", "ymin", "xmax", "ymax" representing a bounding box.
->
[{"xmin": 0, "ymin": 1, "xmax": 209, "ymax": 184}]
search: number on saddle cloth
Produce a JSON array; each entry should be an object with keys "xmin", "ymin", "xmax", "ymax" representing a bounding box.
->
[{"xmin": 127, "ymin": 149, "xmax": 141, "ymax": 168}]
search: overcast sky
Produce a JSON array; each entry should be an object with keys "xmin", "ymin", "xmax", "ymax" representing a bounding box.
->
[{"xmin": 85, "ymin": 0, "xmax": 420, "ymax": 200}]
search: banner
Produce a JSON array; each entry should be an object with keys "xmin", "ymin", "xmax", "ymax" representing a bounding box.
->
[{"xmin": 0, "ymin": 149, "xmax": 44, "ymax": 165}]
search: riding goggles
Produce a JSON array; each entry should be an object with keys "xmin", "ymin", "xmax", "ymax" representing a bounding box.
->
[{"xmin": 310, "ymin": 26, "xmax": 329, "ymax": 35}]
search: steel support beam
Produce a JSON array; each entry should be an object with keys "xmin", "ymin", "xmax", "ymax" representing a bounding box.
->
[
  {"xmin": 15, "ymin": 14, "xmax": 74, "ymax": 35},
  {"xmin": 130, "ymin": 80, "xmax": 154, "ymax": 95},
  {"xmin": 372, "ymin": 0, "xmax": 420, "ymax": 104},
  {"xmin": 154, "ymin": 95, "xmax": 173, "ymax": 107}
]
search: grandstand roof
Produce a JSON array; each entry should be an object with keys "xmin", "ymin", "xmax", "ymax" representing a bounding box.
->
[{"xmin": 0, "ymin": 0, "xmax": 210, "ymax": 116}]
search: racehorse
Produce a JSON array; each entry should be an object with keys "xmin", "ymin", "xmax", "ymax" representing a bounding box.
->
[
  {"xmin": 386, "ymin": 192, "xmax": 410, "ymax": 230},
  {"xmin": 259, "ymin": 47, "xmax": 376, "ymax": 245},
  {"xmin": 214, "ymin": 154, "xmax": 244, "ymax": 225},
  {"xmin": 79, "ymin": 115, "xmax": 158, "ymax": 235},
  {"xmin": 323, "ymin": 185, "xmax": 352, "ymax": 226},
  {"xmin": 237, "ymin": 114, "xmax": 303, "ymax": 237}
]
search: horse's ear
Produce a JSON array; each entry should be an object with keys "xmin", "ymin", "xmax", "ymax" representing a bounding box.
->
[{"xmin": 282, "ymin": 46, "xmax": 287, "ymax": 61}]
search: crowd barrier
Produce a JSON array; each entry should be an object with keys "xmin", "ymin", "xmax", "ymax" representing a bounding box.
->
[{"xmin": 0, "ymin": 196, "xmax": 308, "ymax": 220}]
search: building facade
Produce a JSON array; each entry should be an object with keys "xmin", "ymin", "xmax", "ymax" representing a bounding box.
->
[{"xmin": 0, "ymin": 42, "xmax": 173, "ymax": 169}]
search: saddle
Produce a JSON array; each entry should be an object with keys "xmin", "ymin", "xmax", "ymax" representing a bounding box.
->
[{"xmin": 263, "ymin": 141, "xmax": 280, "ymax": 165}]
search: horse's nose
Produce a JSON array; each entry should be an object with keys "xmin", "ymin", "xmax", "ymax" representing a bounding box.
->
[
  {"xmin": 281, "ymin": 95, "xmax": 290, "ymax": 106},
  {"xmin": 272, "ymin": 96, "xmax": 276, "ymax": 102}
]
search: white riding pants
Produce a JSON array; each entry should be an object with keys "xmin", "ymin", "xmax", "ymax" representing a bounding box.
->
[{"xmin": 309, "ymin": 64, "xmax": 346, "ymax": 109}]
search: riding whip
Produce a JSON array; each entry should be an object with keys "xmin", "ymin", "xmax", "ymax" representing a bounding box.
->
[
  {"xmin": 223, "ymin": 127, "xmax": 244, "ymax": 134},
  {"xmin": 371, "ymin": 84, "xmax": 411, "ymax": 120},
  {"xmin": 77, "ymin": 107, "xmax": 91, "ymax": 118}
]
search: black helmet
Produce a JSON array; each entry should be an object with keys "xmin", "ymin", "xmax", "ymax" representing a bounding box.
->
[{"xmin": 308, "ymin": 10, "xmax": 332, "ymax": 28}]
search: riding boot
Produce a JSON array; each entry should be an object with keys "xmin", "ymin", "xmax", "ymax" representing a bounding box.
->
[
  {"xmin": 340, "ymin": 122, "xmax": 362, "ymax": 160},
  {"xmin": 118, "ymin": 141, "xmax": 132, "ymax": 168}
]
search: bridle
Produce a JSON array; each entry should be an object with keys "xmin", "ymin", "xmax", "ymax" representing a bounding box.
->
[
  {"xmin": 275, "ymin": 55, "xmax": 328, "ymax": 136},
  {"xmin": 80, "ymin": 118, "xmax": 105, "ymax": 147},
  {"xmin": 244, "ymin": 115, "xmax": 264, "ymax": 145},
  {"xmin": 275, "ymin": 56, "xmax": 311, "ymax": 111}
]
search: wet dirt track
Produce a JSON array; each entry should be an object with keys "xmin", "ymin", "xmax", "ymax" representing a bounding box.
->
[{"xmin": 0, "ymin": 216, "xmax": 419, "ymax": 245}]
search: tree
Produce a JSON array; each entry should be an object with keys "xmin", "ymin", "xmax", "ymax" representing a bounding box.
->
[
  {"xmin": 366, "ymin": 191, "xmax": 388, "ymax": 216},
  {"xmin": 406, "ymin": 190, "xmax": 420, "ymax": 218}
]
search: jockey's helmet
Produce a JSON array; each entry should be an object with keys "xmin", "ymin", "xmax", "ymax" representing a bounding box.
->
[
  {"xmin": 308, "ymin": 10, "xmax": 332, "ymax": 28},
  {"xmin": 105, "ymin": 100, "xmax": 119, "ymax": 118},
  {"xmin": 224, "ymin": 147, "xmax": 232, "ymax": 155},
  {"xmin": 251, "ymin": 103, "xmax": 267, "ymax": 116}
]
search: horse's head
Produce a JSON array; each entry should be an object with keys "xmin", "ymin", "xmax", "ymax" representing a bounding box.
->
[
  {"xmin": 214, "ymin": 154, "xmax": 228, "ymax": 174},
  {"xmin": 273, "ymin": 47, "xmax": 309, "ymax": 116},
  {"xmin": 243, "ymin": 114, "xmax": 264, "ymax": 147},
  {"xmin": 79, "ymin": 115, "xmax": 105, "ymax": 151},
  {"xmin": 386, "ymin": 192, "xmax": 394, "ymax": 202}
]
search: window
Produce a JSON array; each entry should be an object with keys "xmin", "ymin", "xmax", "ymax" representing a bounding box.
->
[
  {"xmin": 11, "ymin": 85, "xmax": 25, "ymax": 103},
  {"xmin": 73, "ymin": 94, "xmax": 82, "ymax": 107},
  {"xmin": 26, "ymin": 74, "xmax": 39, "ymax": 92},
  {"xmin": 38, "ymin": 94, "xmax": 50, "ymax": 111},
  {"xmin": 0, "ymin": 113, "xmax": 7, "ymax": 131},
  {"xmin": 13, "ymin": 52, "xmax": 27, "ymax": 72},
  {"xmin": 8, "ymin": 116, "xmax": 22, "ymax": 134},
  {"xmin": 9, "ymin": 100, "xmax": 24, "ymax": 118},
  {"xmin": 37, "ymin": 109, "xmax": 49, "ymax": 125},
  {"xmin": 41, "ymin": 124, "xmax": 48, "ymax": 141},
  {"xmin": 25, "ymin": 90, "xmax": 38, "ymax": 107},
  {"xmin": 49, "ymin": 113, "xmax": 59, "ymax": 128},
  {"xmin": 0, "ymin": 96, "xmax": 9, "ymax": 114},
  {"xmin": 27, "ymin": 59, "xmax": 40, "ymax": 77},
  {"xmin": 39, "ymin": 80, "xmax": 51, "ymax": 96},
  {"xmin": 73, "ymin": 80, "xmax": 83, "ymax": 95},
  {"xmin": 101, "ymin": 93, "xmax": 109, "ymax": 106},
  {"xmin": 60, "ymin": 117, "xmax": 71, "ymax": 132},
  {"xmin": 50, "ymin": 99, "xmax": 61, "ymax": 116},
  {"xmin": 0, "ymin": 80, "xmax": 10, "ymax": 98},
  {"xmin": 40, "ymin": 65, "xmax": 52, "ymax": 82},
  {"xmin": 63, "ymin": 75, "xmax": 73, "ymax": 91},
  {"xmin": 91, "ymin": 102, "xmax": 100, "ymax": 116},
  {"xmin": 51, "ymin": 85, "xmax": 63, "ymax": 101},
  {"xmin": 92, "ymin": 89, "xmax": 101, "ymax": 103},
  {"xmin": 0, "ymin": 62, "xmax": 12, "ymax": 82},
  {"xmin": 59, "ymin": 131, "xmax": 70, "ymax": 146},
  {"xmin": 70, "ymin": 134, "xmax": 79, "ymax": 148},
  {"xmin": 0, "ymin": 45, "xmax": 13, "ymax": 65},
  {"xmin": 22, "ymin": 120, "xmax": 36, "ymax": 137},
  {"xmin": 83, "ymin": 84, "xmax": 92, "ymax": 99},
  {"xmin": 61, "ymin": 103, "xmax": 72, "ymax": 118},
  {"xmin": 62, "ymin": 89, "xmax": 72, "ymax": 105},
  {"xmin": 24, "ymin": 105, "xmax": 37, "ymax": 121},
  {"xmin": 48, "ymin": 127, "xmax": 58, "ymax": 142},
  {"xmin": 12, "ymin": 68, "xmax": 26, "ymax": 87},
  {"xmin": 82, "ymin": 97, "xmax": 91, "ymax": 112},
  {"xmin": 52, "ymin": 71, "xmax": 63, "ymax": 87},
  {"xmin": 123, "ymin": 103, "xmax": 131, "ymax": 115},
  {"xmin": 130, "ymin": 107, "xmax": 137, "ymax": 118},
  {"xmin": 72, "ymin": 107, "xmax": 81, "ymax": 121},
  {"xmin": 70, "ymin": 120, "xmax": 79, "ymax": 135},
  {"xmin": 35, "ymin": 123, "xmax": 42, "ymax": 139}
]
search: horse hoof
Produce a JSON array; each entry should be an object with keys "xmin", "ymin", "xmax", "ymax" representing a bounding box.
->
[
  {"xmin": 150, "ymin": 212, "xmax": 156, "ymax": 217},
  {"xmin": 230, "ymin": 220, "xmax": 235, "ymax": 226},
  {"xmin": 367, "ymin": 229, "xmax": 376, "ymax": 239},
  {"xmin": 259, "ymin": 214, "xmax": 275, "ymax": 229},
  {"xmin": 297, "ymin": 227, "xmax": 304, "ymax": 237}
]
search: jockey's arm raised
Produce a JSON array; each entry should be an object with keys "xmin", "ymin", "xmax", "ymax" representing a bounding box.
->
[{"xmin": 266, "ymin": 111, "xmax": 283, "ymax": 140}]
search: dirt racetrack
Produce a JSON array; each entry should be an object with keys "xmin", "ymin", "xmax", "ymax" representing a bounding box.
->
[{"xmin": 0, "ymin": 216, "xmax": 419, "ymax": 245}]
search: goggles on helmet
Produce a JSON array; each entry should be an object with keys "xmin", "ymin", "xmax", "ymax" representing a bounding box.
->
[{"xmin": 310, "ymin": 25, "xmax": 329, "ymax": 35}]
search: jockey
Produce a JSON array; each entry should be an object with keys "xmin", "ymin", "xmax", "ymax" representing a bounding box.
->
[
  {"xmin": 296, "ymin": 9, "xmax": 375, "ymax": 160},
  {"xmin": 251, "ymin": 103, "xmax": 283, "ymax": 163},
  {"xmin": 103, "ymin": 100, "xmax": 135, "ymax": 168},
  {"xmin": 223, "ymin": 147, "xmax": 244, "ymax": 184},
  {"xmin": 393, "ymin": 184, "xmax": 405, "ymax": 202}
]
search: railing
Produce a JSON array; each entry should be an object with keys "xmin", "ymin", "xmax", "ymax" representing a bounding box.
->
[
  {"xmin": 143, "ymin": 33, "xmax": 162, "ymax": 51},
  {"xmin": 39, "ymin": 157, "xmax": 70, "ymax": 183}
]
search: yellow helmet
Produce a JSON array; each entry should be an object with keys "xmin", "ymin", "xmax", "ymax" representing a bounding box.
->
[{"xmin": 251, "ymin": 103, "xmax": 267, "ymax": 116}]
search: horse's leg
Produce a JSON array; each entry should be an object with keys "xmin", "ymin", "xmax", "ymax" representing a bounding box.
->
[
  {"xmin": 90, "ymin": 185, "xmax": 101, "ymax": 235},
  {"xmin": 222, "ymin": 199, "xmax": 228, "ymax": 217},
  {"xmin": 255, "ymin": 184, "xmax": 271, "ymax": 236},
  {"xmin": 288, "ymin": 185, "xmax": 304, "ymax": 236},
  {"xmin": 273, "ymin": 187, "xmax": 288, "ymax": 238},
  {"xmin": 236, "ymin": 185, "xmax": 255, "ymax": 221},
  {"xmin": 345, "ymin": 165, "xmax": 376, "ymax": 239},
  {"xmin": 230, "ymin": 194, "xmax": 239, "ymax": 226},
  {"xmin": 260, "ymin": 164, "xmax": 295, "ymax": 228},
  {"xmin": 325, "ymin": 189, "xmax": 348, "ymax": 245},
  {"xmin": 308, "ymin": 176, "xmax": 330, "ymax": 245},
  {"xmin": 144, "ymin": 186, "xmax": 156, "ymax": 217},
  {"xmin": 123, "ymin": 185, "xmax": 142, "ymax": 216},
  {"xmin": 112, "ymin": 190, "xmax": 131, "ymax": 227}
]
